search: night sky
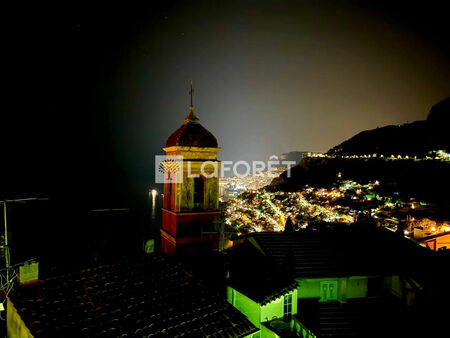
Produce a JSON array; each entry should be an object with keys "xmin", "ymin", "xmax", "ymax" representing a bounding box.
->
[{"xmin": 3, "ymin": 0, "xmax": 449, "ymax": 204}]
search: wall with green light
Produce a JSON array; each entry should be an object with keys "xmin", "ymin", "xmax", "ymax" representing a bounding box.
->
[
  {"xmin": 296, "ymin": 277, "xmax": 368, "ymax": 302},
  {"xmin": 227, "ymin": 286, "xmax": 297, "ymax": 335},
  {"xmin": 227, "ymin": 287, "xmax": 261, "ymax": 327}
]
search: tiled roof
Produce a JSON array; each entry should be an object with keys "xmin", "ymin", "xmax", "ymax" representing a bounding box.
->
[
  {"xmin": 166, "ymin": 107, "xmax": 218, "ymax": 148},
  {"xmin": 227, "ymin": 241, "xmax": 298, "ymax": 305},
  {"xmin": 248, "ymin": 227, "xmax": 428, "ymax": 278},
  {"xmin": 258, "ymin": 281, "xmax": 299, "ymax": 305},
  {"xmin": 297, "ymin": 296, "xmax": 410, "ymax": 338},
  {"xmin": 10, "ymin": 254, "xmax": 257, "ymax": 337},
  {"xmin": 254, "ymin": 232, "xmax": 340, "ymax": 277}
]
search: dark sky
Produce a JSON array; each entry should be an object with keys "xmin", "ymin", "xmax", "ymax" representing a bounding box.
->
[{"xmin": 3, "ymin": 0, "xmax": 449, "ymax": 203}]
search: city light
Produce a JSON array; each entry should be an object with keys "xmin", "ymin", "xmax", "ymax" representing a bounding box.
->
[
  {"xmin": 222, "ymin": 177, "xmax": 447, "ymax": 238},
  {"xmin": 309, "ymin": 151, "xmax": 450, "ymax": 163},
  {"xmin": 151, "ymin": 189, "xmax": 158, "ymax": 198}
]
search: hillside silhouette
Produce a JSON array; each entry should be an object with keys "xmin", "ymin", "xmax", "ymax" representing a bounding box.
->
[
  {"xmin": 328, "ymin": 97, "xmax": 450, "ymax": 156},
  {"xmin": 270, "ymin": 97, "xmax": 450, "ymax": 206}
]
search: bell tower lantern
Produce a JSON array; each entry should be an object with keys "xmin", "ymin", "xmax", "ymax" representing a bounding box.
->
[{"xmin": 160, "ymin": 86, "xmax": 221, "ymax": 255}]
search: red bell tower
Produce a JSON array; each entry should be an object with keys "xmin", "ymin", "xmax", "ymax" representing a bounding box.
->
[{"xmin": 160, "ymin": 88, "xmax": 221, "ymax": 255}]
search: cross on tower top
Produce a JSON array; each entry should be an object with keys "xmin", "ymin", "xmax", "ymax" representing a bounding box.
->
[{"xmin": 189, "ymin": 81, "xmax": 194, "ymax": 107}]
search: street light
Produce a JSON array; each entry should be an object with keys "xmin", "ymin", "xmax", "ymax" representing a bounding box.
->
[{"xmin": 149, "ymin": 189, "xmax": 158, "ymax": 220}]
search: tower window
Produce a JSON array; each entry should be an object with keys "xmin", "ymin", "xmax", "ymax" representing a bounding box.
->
[
  {"xmin": 193, "ymin": 176, "xmax": 204, "ymax": 209},
  {"xmin": 168, "ymin": 181, "xmax": 172, "ymax": 210},
  {"xmin": 165, "ymin": 173, "xmax": 173, "ymax": 210}
]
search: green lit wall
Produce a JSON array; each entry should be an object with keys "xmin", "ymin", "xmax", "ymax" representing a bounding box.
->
[
  {"xmin": 227, "ymin": 287, "xmax": 261, "ymax": 327},
  {"xmin": 296, "ymin": 277, "xmax": 368, "ymax": 302},
  {"xmin": 7, "ymin": 298, "xmax": 33, "ymax": 338},
  {"xmin": 260, "ymin": 289, "xmax": 297, "ymax": 323},
  {"xmin": 227, "ymin": 286, "xmax": 297, "ymax": 336},
  {"xmin": 260, "ymin": 297, "xmax": 283, "ymax": 322},
  {"xmin": 346, "ymin": 277, "xmax": 368, "ymax": 298}
]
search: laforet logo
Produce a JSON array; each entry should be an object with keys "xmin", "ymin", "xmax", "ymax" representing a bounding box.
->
[
  {"xmin": 155, "ymin": 155, "xmax": 184, "ymax": 183},
  {"xmin": 155, "ymin": 155, "xmax": 296, "ymax": 184}
]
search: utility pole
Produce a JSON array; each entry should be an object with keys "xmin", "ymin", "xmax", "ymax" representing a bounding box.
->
[
  {"xmin": 3, "ymin": 202, "xmax": 9, "ymax": 286},
  {"xmin": 1, "ymin": 197, "xmax": 48, "ymax": 294}
]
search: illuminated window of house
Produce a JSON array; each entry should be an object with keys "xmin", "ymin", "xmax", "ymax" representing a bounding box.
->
[{"xmin": 284, "ymin": 294, "xmax": 292, "ymax": 320}]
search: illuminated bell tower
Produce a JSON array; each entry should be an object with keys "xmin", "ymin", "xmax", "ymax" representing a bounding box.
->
[{"xmin": 160, "ymin": 85, "xmax": 221, "ymax": 255}]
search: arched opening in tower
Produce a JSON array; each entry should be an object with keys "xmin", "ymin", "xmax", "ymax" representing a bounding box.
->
[{"xmin": 194, "ymin": 176, "xmax": 204, "ymax": 209}]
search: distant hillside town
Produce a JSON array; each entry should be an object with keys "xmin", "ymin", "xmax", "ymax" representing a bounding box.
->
[{"xmin": 224, "ymin": 98, "xmax": 450, "ymax": 252}]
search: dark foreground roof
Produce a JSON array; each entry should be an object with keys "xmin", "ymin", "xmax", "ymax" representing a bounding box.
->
[
  {"xmin": 10, "ymin": 254, "xmax": 257, "ymax": 337},
  {"xmin": 227, "ymin": 226, "xmax": 430, "ymax": 304},
  {"xmin": 226, "ymin": 241, "xmax": 298, "ymax": 305},
  {"xmin": 247, "ymin": 227, "xmax": 429, "ymax": 279},
  {"xmin": 297, "ymin": 296, "xmax": 412, "ymax": 338}
]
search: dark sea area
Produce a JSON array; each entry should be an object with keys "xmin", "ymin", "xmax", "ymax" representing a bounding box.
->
[{"xmin": 2, "ymin": 193, "xmax": 163, "ymax": 278}]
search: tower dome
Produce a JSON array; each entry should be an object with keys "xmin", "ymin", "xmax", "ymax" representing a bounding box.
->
[{"xmin": 166, "ymin": 105, "xmax": 218, "ymax": 148}]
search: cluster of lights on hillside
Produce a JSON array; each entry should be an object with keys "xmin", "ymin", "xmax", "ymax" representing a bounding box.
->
[
  {"xmin": 223, "ymin": 179, "xmax": 448, "ymax": 241},
  {"xmin": 219, "ymin": 167, "xmax": 286, "ymax": 201},
  {"xmin": 309, "ymin": 150, "xmax": 450, "ymax": 162}
]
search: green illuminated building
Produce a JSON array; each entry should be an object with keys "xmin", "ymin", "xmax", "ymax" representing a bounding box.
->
[{"xmin": 226, "ymin": 227, "xmax": 426, "ymax": 337}]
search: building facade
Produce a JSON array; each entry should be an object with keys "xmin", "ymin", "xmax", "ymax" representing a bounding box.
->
[{"xmin": 226, "ymin": 230, "xmax": 425, "ymax": 337}]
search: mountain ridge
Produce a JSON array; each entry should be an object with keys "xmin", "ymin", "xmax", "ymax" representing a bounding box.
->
[{"xmin": 328, "ymin": 97, "xmax": 450, "ymax": 156}]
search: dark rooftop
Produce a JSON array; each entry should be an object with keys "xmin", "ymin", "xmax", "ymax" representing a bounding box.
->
[
  {"xmin": 297, "ymin": 296, "xmax": 412, "ymax": 338},
  {"xmin": 10, "ymin": 253, "xmax": 257, "ymax": 337},
  {"xmin": 246, "ymin": 226, "xmax": 429, "ymax": 279},
  {"xmin": 166, "ymin": 106, "xmax": 218, "ymax": 148},
  {"xmin": 227, "ymin": 226, "xmax": 431, "ymax": 306},
  {"xmin": 226, "ymin": 240, "xmax": 299, "ymax": 305}
]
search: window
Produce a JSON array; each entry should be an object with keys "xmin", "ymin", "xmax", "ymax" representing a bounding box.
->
[
  {"xmin": 284, "ymin": 294, "xmax": 292, "ymax": 320},
  {"xmin": 368, "ymin": 276, "xmax": 383, "ymax": 297},
  {"xmin": 165, "ymin": 173, "xmax": 173, "ymax": 210},
  {"xmin": 193, "ymin": 176, "xmax": 204, "ymax": 209},
  {"xmin": 320, "ymin": 281, "xmax": 338, "ymax": 302},
  {"xmin": 168, "ymin": 179, "xmax": 172, "ymax": 210}
]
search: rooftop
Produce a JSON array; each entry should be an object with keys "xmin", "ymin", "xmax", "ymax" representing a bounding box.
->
[
  {"xmin": 297, "ymin": 296, "xmax": 412, "ymax": 338},
  {"xmin": 227, "ymin": 226, "xmax": 430, "ymax": 304},
  {"xmin": 246, "ymin": 226, "xmax": 429, "ymax": 278},
  {"xmin": 10, "ymin": 253, "xmax": 257, "ymax": 337},
  {"xmin": 226, "ymin": 240, "xmax": 299, "ymax": 305},
  {"xmin": 166, "ymin": 105, "xmax": 218, "ymax": 148}
]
